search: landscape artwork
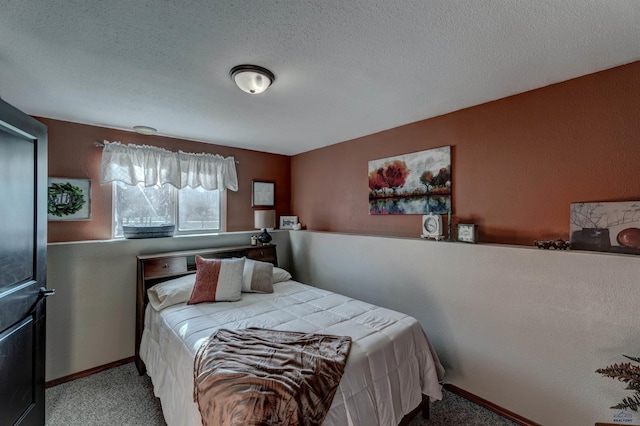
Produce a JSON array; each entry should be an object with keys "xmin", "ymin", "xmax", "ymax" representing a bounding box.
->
[
  {"xmin": 570, "ymin": 201, "xmax": 640, "ymax": 254},
  {"xmin": 368, "ymin": 146, "xmax": 451, "ymax": 215}
]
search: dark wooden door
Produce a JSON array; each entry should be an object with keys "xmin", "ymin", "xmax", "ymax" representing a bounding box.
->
[{"xmin": 0, "ymin": 99, "xmax": 49, "ymax": 426}]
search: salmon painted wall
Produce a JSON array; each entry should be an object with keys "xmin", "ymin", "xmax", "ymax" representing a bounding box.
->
[
  {"xmin": 43, "ymin": 118, "xmax": 291, "ymax": 242},
  {"xmin": 291, "ymin": 61, "xmax": 640, "ymax": 246}
]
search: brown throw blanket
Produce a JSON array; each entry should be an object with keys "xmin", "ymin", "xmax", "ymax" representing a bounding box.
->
[{"xmin": 193, "ymin": 328, "xmax": 352, "ymax": 426}]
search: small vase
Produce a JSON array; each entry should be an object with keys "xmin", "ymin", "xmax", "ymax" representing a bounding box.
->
[{"xmin": 571, "ymin": 228, "xmax": 611, "ymax": 251}]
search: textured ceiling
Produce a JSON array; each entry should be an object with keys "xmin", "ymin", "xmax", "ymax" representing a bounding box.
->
[{"xmin": 1, "ymin": 1, "xmax": 639, "ymax": 155}]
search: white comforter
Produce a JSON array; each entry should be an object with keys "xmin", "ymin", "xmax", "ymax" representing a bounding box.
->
[{"xmin": 140, "ymin": 280, "xmax": 444, "ymax": 426}]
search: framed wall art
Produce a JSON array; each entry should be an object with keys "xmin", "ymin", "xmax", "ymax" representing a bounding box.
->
[
  {"xmin": 570, "ymin": 201, "xmax": 640, "ymax": 254},
  {"xmin": 252, "ymin": 181, "xmax": 275, "ymax": 207},
  {"xmin": 47, "ymin": 178, "xmax": 91, "ymax": 221},
  {"xmin": 368, "ymin": 146, "xmax": 451, "ymax": 215},
  {"xmin": 279, "ymin": 216, "xmax": 298, "ymax": 229},
  {"xmin": 457, "ymin": 224, "xmax": 478, "ymax": 244}
]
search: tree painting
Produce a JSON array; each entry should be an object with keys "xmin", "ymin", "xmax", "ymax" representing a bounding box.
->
[
  {"xmin": 419, "ymin": 171, "xmax": 433, "ymax": 189},
  {"xmin": 368, "ymin": 169, "xmax": 385, "ymax": 195},
  {"xmin": 368, "ymin": 146, "xmax": 451, "ymax": 215},
  {"xmin": 368, "ymin": 160, "xmax": 410, "ymax": 195}
]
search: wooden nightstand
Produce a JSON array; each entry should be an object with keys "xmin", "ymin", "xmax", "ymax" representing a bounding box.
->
[{"xmin": 246, "ymin": 245, "xmax": 277, "ymax": 264}]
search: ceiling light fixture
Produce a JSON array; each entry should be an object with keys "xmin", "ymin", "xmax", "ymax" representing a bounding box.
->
[
  {"xmin": 230, "ymin": 65, "xmax": 275, "ymax": 95},
  {"xmin": 133, "ymin": 125, "xmax": 157, "ymax": 135}
]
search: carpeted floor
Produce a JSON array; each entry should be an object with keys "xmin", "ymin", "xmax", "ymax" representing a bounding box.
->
[{"xmin": 45, "ymin": 362, "xmax": 519, "ymax": 426}]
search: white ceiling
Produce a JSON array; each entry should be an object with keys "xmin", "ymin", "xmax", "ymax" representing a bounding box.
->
[{"xmin": 1, "ymin": 1, "xmax": 639, "ymax": 156}]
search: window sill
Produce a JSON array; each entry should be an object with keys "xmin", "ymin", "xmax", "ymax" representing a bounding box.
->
[{"xmin": 47, "ymin": 229, "xmax": 288, "ymax": 246}]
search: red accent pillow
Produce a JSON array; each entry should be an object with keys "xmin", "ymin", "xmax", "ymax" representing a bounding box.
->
[{"xmin": 188, "ymin": 256, "xmax": 244, "ymax": 304}]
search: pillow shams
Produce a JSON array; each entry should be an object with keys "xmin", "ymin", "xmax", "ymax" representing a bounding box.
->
[
  {"xmin": 147, "ymin": 256, "xmax": 291, "ymax": 310},
  {"xmin": 273, "ymin": 266, "xmax": 292, "ymax": 283},
  {"xmin": 242, "ymin": 258, "xmax": 274, "ymax": 293},
  {"xmin": 188, "ymin": 256, "xmax": 244, "ymax": 304},
  {"xmin": 147, "ymin": 274, "xmax": 195, "ymax": 311}
]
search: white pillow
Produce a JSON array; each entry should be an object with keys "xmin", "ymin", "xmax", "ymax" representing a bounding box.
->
[
  {"xmin": 272, "ymin": 266, "xmax": 292, "ymax": 283},
  {"xmin": 147, "ymin": 274, "xmax": 195, "ymax": 311}
]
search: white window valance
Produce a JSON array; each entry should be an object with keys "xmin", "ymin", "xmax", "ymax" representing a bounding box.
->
[{"xmin": 100, "ymin": 141, "xmax": 238, "ymax": 191}]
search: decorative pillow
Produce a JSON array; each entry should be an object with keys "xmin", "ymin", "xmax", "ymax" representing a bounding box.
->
[
  {"xmin": 147, "ymin": 274, "xmax": 195, "ymax": 311},
  {"xmin": 273, "ymin": 266, "xmax": 292, "ymax": 283},
  {"xmin": 188, "ymin": 256, "xmax": 244, "ymax": 304},
  {"xmin": 242, "ymin": 258, "xmax": 274, "ymax": 293}
]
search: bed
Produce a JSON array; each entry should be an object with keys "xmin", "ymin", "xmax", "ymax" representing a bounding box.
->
[{"xmin": 135, "ymin": 245, "xmax": 444, "ymax": 426}]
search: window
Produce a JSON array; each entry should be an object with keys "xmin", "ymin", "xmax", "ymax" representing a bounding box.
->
[
  {"xmin": 113, "ymin": 182, "xmax": 222, "ymax": 238},
  {"xmin": 177, "ymin": 186, "xmax": 221, "ymax": 231}
]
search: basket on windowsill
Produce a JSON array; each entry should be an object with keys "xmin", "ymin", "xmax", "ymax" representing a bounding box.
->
[{"xmin": 122, "ymin": 224, "xmax": 175, "ymax": 239}]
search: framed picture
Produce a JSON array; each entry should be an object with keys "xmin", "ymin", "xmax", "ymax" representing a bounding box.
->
[
  {"xmin": 570, "ymin": 201, "xmax": 640, "ymax": 254},
  {"xmin": 280, "ymin": 216, "xmax": 298, "ymax": 230},
  {"xmin": 252, "ymin": 181, "xmax": 275, "ymax": 207},
  {"xmin": 47, "ymin": 178, "xmax": 91, "ymax": 221},
  {"xmin": 457, "ymin": 224, "xmax": 477, "ymax": 243},
  {"xmin": 368, "ymin": 146, "xmax": 451, "ymax": 215}
]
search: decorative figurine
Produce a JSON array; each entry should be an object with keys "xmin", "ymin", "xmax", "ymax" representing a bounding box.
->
[{"xmin": 534, "ymin": 238, "xmax": 571, "ymax": 250}]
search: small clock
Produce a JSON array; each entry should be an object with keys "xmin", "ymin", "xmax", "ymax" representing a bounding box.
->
[
  {"xmin": 421, "ymin": 213, "xmax": 444, "ymax": 240},
  {"xmin": 457, "ymin": 224, "xmax": 477, "ymax": 243}
]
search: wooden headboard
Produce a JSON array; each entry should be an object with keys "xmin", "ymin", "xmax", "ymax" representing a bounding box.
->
[{"xmin": 134, "ymin": 244, "xmax": 277, "ymax": 374}]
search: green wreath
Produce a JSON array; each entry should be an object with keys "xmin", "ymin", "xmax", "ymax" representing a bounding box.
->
[{"xmin": 48, "ymin": 182, "xmax": 86, "ymax": 217}]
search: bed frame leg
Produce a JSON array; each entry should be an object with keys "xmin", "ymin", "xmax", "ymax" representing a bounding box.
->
[
  {"xmin": 422, "ymin": 394, "xmax": 430, "ymax": 419},
  {"xmin": 399, "ymin": 394, "xmax": 430, "ymax": 425},
  {"xmin": 135, "ymin": 356, "xmax": 146, "ymax": 376}
]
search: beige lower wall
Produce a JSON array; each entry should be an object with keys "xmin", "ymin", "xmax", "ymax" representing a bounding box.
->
[
  {"xmin": 45, "ymin": 231, "xmax": 291, "ymax": 382},
  {"xmin": 289, "ymin": 231, "xmax": 639, "ymax": 426},
  {"xmin": 46, "ymin": 229, "xmax": 639, "ymax": 425}
]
